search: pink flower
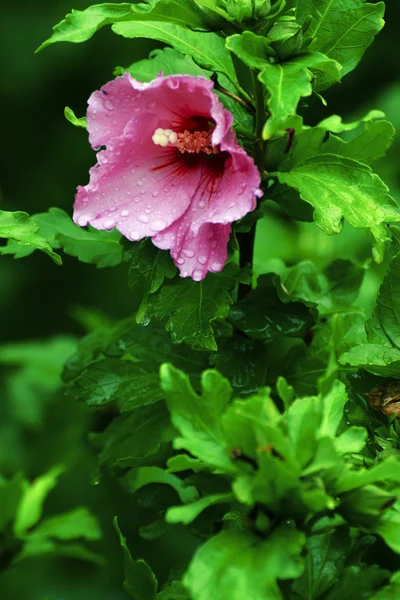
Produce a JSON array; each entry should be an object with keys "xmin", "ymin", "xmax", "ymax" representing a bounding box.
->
[{"xmin": 74, "ymin": 73, "xmax": 262, "ymax": 281}]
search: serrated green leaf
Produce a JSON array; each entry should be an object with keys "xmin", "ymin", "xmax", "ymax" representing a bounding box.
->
[
  {"xmin": 151, "ymin": 264, "xmax": 242, "ymax": 351},
  {"xmin": 36, "ymin": 207, "xmax": 122, "ymax": 268},
  {"xmin": 184, "ymin": 527, "xmax": 305, "ymax": 600},
  {"xmin": 94, "ymin": 402, "xmax": 174, "ymax": 470},
  {"xmin": 0, "ymin": 210, "xmax": 61, "ymax": 264},
  {"xmin": 324, "ymin": 565, "xmax": 389, "ymax": 600},
  {"xmin": 114, "ymin": 518, "xmax": 158, "ymax": 600},
  {"xmin": 68, "ymin": 358, "xmax": 162, "ymax": 411},
  {"xmin": 211, "ymin": 335, "xmax": 269, "ymax": 396},
  {"xmin": 340, "ymin": 244, "xmax": 400, "ymax": 376},
  {"xmin": 260, "ymin": 52, "xmax": 341, "ymax": 138},
  {"xmin": 117, "ymin": 46, "xmax": 210, "ymax": 80},
  {"xmin": 276, "ymin": 259, "xmax": 364, "ymax": 316},
  {"xmin": 112, "ymin": 21, "xmax": 237, "ymax": 82},
  {"xmin": 38, "ymin": 0, "xmax": 213, "ymax": 52},
  {"xmin": 226, "ymin": 31, "xmax": 275, "ymax": 69},
  {"xmin": 229, "ymin": 275, "xmax": 313, "ymax": 341},
  {"xmin": 293, "ymin": 0, "xmax": 385, "ymax": 89},
  {"xmin": 160, "ymin": 364, "xmax": 234, "ymax": 471},
  {"xmin": 292, "ymin": 530, "xmax": 351, "ymax": 599},
  {"xmin": 278, "ymin": 154, "xmax": 399, "ymax": 262},
  {"xmin": 122, "ymin": 239, "xmax": 176, "ymax": 323}
]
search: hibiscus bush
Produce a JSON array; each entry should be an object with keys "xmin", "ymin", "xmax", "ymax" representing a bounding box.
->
[{"xmin": 2, "ymin": 0, "xmax": 400, "ymax": 598}]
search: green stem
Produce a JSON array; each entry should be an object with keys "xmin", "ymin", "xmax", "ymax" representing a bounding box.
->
[
  {"xmin": 237, "ymin": 71, "xmax": 266, "ymax": 299},
  {"xmin": 252, "ymin": 69, "xmax": 265, "ymax": 170}
]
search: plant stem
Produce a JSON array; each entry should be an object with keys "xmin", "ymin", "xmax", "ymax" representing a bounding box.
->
[{"xmin": 237, "ymin": 71, "xmax": 265, "ymax": 300}]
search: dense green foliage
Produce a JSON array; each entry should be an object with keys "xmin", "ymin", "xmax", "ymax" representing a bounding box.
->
[{"xmin": 2, "ymin": 0, "xmax": 400, "ymax": 598}]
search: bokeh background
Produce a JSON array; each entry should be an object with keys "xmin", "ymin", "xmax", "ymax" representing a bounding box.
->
[{"xmin": 0, "ymin": 1, "xmax": 399, "ymax": 598}]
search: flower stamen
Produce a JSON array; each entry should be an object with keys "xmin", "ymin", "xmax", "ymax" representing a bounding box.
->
[{"xmin": 152, "ymin": 127, "xmax": 218, "ymax": 155}]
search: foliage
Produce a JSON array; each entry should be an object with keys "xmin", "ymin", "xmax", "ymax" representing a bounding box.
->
[{"xmin": 2, "ymin": 0, "xmax": 400, "ymax": 598}]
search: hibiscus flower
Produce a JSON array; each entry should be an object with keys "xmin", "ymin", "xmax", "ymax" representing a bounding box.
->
[{"xmin": 74, "ymin": 73, "xmax": 262, "ymax": 281}]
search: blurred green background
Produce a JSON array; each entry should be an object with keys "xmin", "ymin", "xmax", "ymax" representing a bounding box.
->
[{"xmin": 0, "ymin": 1, "xmax": 399, "ymax": 598}]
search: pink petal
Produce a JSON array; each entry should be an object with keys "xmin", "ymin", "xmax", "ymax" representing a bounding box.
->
[
  {"xmin": 87, "ymin": 73, "xmax": 232, "ymax": 150},
  {"xmin": 74, "ymin": 114, "xmax": 201, "ymax": 240},
  {"xmin": 153, "ymin": 221, "xmax": 231, "ymax": 281},
  {"xmin": 75, "ymin": 73, "xmax": 263, "ymax": 279}
]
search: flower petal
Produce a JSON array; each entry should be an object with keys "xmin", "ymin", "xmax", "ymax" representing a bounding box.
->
[
  {"xmin": 87, "ymin": 73, "xmax": 233, "ymax": 150},
  {"xmin": 74, "ymin": 114, "xmax": 202, "ymax": 240},
  {"xmin": 153, "ymin": 220, "xmax": 231, "ymax": 280}
]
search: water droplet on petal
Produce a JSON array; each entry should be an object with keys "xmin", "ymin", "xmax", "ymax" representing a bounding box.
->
[
  {"xmin": 193, "ymin": 269, "xmax": 205, "ymax": 281},
  {"xmin": 210, "ymin": 262, "xmax": 223, "ymax": 272},
  {"xmin": 103, "ymin": 218, "xmax": 115, "ymax": 229},
  {"xmin": 152, "ymin": 190, "xmax": 159, "ymax": 198},
  {"xmin": 198, "ymin": 200, "xmax": 205, "ymax": 208},
  {"xmin": 138, "ymin": 214, "xmax": 149, "ymax": 223},
  {"xmin": 150, "ymin": 219, "xmax": 167, "ymax": 232},
  {"xmin": 130, "ymin": 230, "xmax": 140, "ymax": 240},
  {"xmin": 198, "ymin": 255, "xmax": 207, "ymax": 265},
  {"xmin": 238, "ymin": 183, "xmax": 247, "ymax": 196},
  {"xmin": 210, "ymin": 240, "xmax": 217, "ymax": 249},
  {"xmin": 137, "ymin": 180, "xmax": 143, "ymax": 187},
  {"xmin": 77, "ymin": 214, "xmax": 90, "ymax": 226},
  {"xmin": 120, "ymin": 209, "xmax": 130, "ymax": 217},
  {"xmin": 176, "ymin": 257, "xmax": 185, "ymax": 265},
  {"xmin": 183, "ymin": 249, "xmax": 195, "ymax": 258},
  {"xmin": 104, "ymin": 100, "xmax": 114, "ymax": 111}
]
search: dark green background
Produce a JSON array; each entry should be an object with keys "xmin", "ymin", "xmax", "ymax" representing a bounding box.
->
[{"xmin": 0, "ymin": 1, "xmax": 399, "ymax": 598}]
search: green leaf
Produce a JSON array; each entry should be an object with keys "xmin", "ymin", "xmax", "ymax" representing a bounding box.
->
[
  {"xmin": 292, "ymin": 529, "xmax": 351, "ymax": 599},
  {"xmin": 112, "ymin": 21, "xmax": 237, "ymax": 82},
  {"xmin": 117, "ymin": 46, "xmax": 210, "ymax": 80},
  {"xmin": 322, "ymin": 120, "xmax": 396, "ymax": 166},
  {"xmin": 35, "ymin": 208, "xmax": 122, "ymax": 268},
  {"xmin": 160, "ymin": 364, "xmax": 234, "ymax": 471},
  {"xmin": 278, "ymin": 154, "xmax": 399, "ymax": 262},
  {"xmin": 226, "ymin": 31, "xmax": 275, "ymax": 69},
  {"xmin": 293, "ymin": 0, "xmax": 385, "ymax": 89},
  {"xmin": 340, "ymin": 244, "xmax": 400, "ymax": 375},
  {"xmin": 14, "ymin": 466, "xmax": 65, "ymax": 537},
  {"xmin": 211, "ymin": 336, "xmax": 269, "ymax": 396},
  {"xmin": 157, "ymin": 581, "xmax": 190, "ymax": 600},
  {"xmin": 68, "ymin": 320, "xmax": 207, "ymax": 410},
  {"xmin": 0, "ymin": 210, "xmax": 61, "ymax": 264},
  {"xmin": 94, "ymin": 402, "xmax": 174, "ymax": 470},
  {"xmin": 38, "ymin": 0, "xmax": 213, "ymax": 52},
  {"xmin": 166, "ymin": 492, "xmax": 234, "ymax": 524},
  {"xmin": 0, "ymin": 474, "xmax": 26, "ymax": 530},
  {"xmin": 30, "ymin": 507, "xmax": 102, "ymax": 541},
  {"xmin": 64, "ymin": 106, "xmax": 87, "ymax": 128},
  {"xmin": 151, "ymin": 264, "xmax": 243, "ymax": 351},
  {"xmin": 276, "ymin": 259, "xmax": 364, "ymax": 316},
  {"xmin": 324, "ymin": 565, "xmax": 389, "ymax": 600},
  {"xmin": 122, "ymin": 466, "xmax": 198, "ymax": 504},
  {"xmin": 68, "ymin": 357, "xmax": 164, "ymax": 411},
  {"xmin": 184, "ymin": 527, "xmax": 305, "ymax": 600},
  {"xmin": 229, "ymin": 275, "xmax": 313, "ymax": 341},
  {"xmin": 259, "ymin": 53, "xmax": 341, "ymax": 138},
  {"xmin": 372, "ymin": 571, "xmax": 400, "ymax": 600},
  {"xmin": 114, "ymin": 518, "xmax": 158, "ymax": 600},
  {"xmin": 287, "ymin": 396, "xmax": 321, "ymax": 468},
  {"xmin": 122, "ymin": 239, "xmax": 176, "ymax": 323}
]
